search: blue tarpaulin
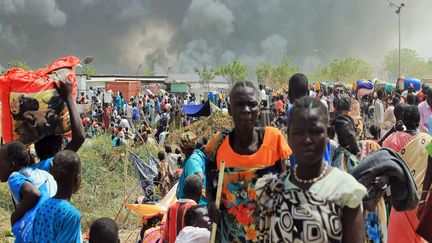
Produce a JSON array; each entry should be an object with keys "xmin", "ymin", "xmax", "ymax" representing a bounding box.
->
[
  {"xmin": 182, "ymin": 100, "xmax": 211, "ymax": 117},
  {"xmin": 182, "ymin": 103, "xmax": 205, "ymax": 115}
]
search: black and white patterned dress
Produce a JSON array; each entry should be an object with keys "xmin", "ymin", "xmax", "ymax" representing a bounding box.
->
[{"xmin": 255, "ymin": 173, "xmax": 344, "ymax": 243}]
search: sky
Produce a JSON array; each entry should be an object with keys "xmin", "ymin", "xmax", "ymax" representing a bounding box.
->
[{"xmin": 0, "ymin": 0, "xmax": 431, "ymax": 77}]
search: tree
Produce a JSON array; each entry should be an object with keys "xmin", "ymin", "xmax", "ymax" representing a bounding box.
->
[
  {"xmin": 384, "ymin": 48, "xmax": 428, "ymax": 78},
  {"xmin": 255, "ymin": 62, "xmax": 275, "ymax": 86},
  {"xmin": 256, "ymin": 59, "xmax": 299, "ymax": 88},
  {"xmin": 308, "ymin": 66, "xmax": 331, "ymax": 83},
  {"xmin": 326, "ymin": 57, "xmax": 372, "ymax": 83},
  {"xmin": 1, "ymin": 60, "xmax": 31, "ymax": 74},
  {"xmin": 273, "ymin": 59, "xmax": 299, "ymax": 85},
  {"xmin": 82, "ymin": 64, "xmax": 98, "ymax": 76},
  {"xmin": 215, "ymin": 59, "xmax": 248, "ymax": 86},
  {"xmin": 7, "ymin": 60, "xmax": 31, "ymax": 71},
  {"xmin": 195, "ymin": 66, "xmax": 215, "ymax": 90}
]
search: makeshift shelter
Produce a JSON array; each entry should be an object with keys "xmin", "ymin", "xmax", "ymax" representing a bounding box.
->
[{"xmin": 182, "ymin": 100, "xmax": 219, "ymax": 117}]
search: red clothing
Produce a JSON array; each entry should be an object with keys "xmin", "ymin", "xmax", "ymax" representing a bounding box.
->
[
  {"xmin": 276, "ymin": 100, "xmax": 284, "ymax": 112},
  {"xmin": 417, "ymin": 193, "xmax": 432, "ymax": 242},
  {"xmin": 102, "ymin": 106, "xmax": 112, "ymax": 130},
  {"xmin": 163, "ymin": 199, "xmax": 196, "ymax": 243}
]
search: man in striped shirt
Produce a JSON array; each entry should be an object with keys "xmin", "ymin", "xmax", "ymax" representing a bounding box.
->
[{"xmin": 163, "ymin": 175, "xmax": 203, "ymax": 243}]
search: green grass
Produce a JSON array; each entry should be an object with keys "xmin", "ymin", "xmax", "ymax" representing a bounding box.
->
[{"xmin": 0, "ymin": 133, "xmax": 160, "ymax": 240}]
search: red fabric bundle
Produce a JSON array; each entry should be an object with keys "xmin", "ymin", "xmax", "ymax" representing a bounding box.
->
[{"xmin": 0, "ymin": 56, "xmax": 80, "ymax": 144}]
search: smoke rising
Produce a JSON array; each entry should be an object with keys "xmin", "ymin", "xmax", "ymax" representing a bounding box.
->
[
  {"xmin": 182, "ymin": 0, "xmax": 234, "ymax": 38},
  {"xmin": 0, "ymin": 0, "xmax": 430, "ymax": 77},
  {"xmin": 0, "ymin": 0, "xmax": 66, "ymax": 26}
]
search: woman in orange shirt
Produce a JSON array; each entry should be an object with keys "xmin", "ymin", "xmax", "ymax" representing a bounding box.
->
[{"xmin": 205, "ymin": 81, "xmax": 291, "ymax": 242}]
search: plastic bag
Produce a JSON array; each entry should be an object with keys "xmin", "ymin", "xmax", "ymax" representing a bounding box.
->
[{"xmin": 0, "ymin": 56, "xmax": 80, "ymax": 144}]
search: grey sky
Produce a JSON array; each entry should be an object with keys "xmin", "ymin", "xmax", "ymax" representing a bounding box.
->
[{"xmin": 0, "ymin": 0, "xmax": 430, "ymax": 76}]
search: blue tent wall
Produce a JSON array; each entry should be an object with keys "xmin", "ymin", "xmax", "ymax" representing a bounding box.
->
[{"xmin": 182, "ymin": 100, "xmax": 211, "ymax": 117}]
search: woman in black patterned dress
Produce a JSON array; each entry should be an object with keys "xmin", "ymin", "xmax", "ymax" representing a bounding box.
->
[{"xmin": 256, "ymin": 96, "xmax": 366, "ymax": 243}]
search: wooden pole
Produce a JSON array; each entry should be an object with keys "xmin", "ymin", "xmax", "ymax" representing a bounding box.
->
[
  {"xmin": 114, "ymin": 182, "xmax": 140, "ymax": 221},
  {"xmin": 210, "ymin": 160, "xmax": 225, "ymax": 243},
  {"xmin": 124, "ymin": 151, "xmax": 128, "ymax": 201}
]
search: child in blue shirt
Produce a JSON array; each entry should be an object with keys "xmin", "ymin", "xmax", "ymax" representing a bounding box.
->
[
  {"xmin": 0, "ymin": 141, "xmax": 57, "ymax": 242},
  {"xmin": 32, "ymin": 150, "xmax": 83, "ymax": 243}
]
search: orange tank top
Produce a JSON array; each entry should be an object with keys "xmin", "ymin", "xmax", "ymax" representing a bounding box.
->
[{"xmin": 204, "ymin": 127, "xmax": 291, "ymax": 241}]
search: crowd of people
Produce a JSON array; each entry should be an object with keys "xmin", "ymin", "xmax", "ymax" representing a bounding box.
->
[
  {"xmin": 2, "ymin": 72, "xmax": 432, "ymax": 243},
  {"xmin": 77, "ymin": 86, "xmax": 229, "ymax": 149},
  {"xmin": 143, "ymin": 74, "xmax": 432, "ymax": 243}
]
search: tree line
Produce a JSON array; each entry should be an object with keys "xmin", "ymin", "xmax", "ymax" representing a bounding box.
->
[
  {"xmin": 2, "ymin": 48, "xmax": 432, "ymax": 88},
  {"xmin": 196, "ymin": 48, "xmax": 432, "ymax": 88}
]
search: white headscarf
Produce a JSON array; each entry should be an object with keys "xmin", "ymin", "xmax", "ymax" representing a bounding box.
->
[{"xmin": 175, "ymin": 226, "xmax": 210, "ymax": 243}]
